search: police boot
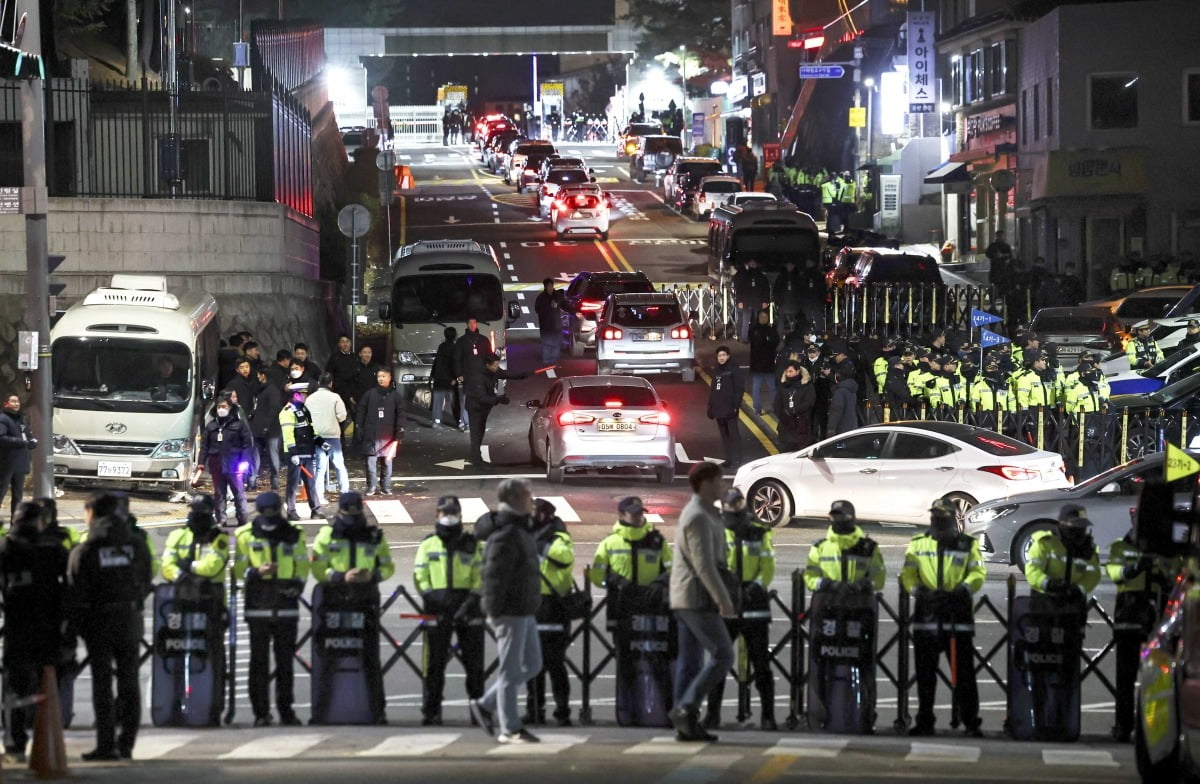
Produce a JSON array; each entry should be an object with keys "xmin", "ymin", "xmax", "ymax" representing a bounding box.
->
[
  {"xmin": 279, "ymin": 710, "xmax": 302, "ymax": 727},
  {"xmin": 422, "ymin": 712, "xmax": 443, "ymax": 727}
]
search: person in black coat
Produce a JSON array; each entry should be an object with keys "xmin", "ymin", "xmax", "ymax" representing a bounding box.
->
[
  {"xmin": 772, "ymin": 260, "xmax": 803, "ymax": 335},
  {"xmin": 0, "ymin": 394, "xmax": 36, "ymax": 521},
  {"xmin": 226, "ymin": 358, "xmax": 260, "ymax": 417},
  {"xmin": 431, "ymin": 327, "xmax": 466, "ymax": 430},
  {"xmin": 347, "ymin": 345, "xmax": 380, "ymax": 411},
  {"xmin": 774, "ymin": 362, "xmax": 815, "ymax": 452},
  {"xmin": 264, "ymin": 350, "xmax": 293, "ymax": 391},
  {"xmin": 250, "ymin": 368, "xmax": 284, "ymax": 491},
  {"xmin": 748, "ymin": 310, "xmax": 780, "ymax": 415},
  {"xmin": 325, "ymin": 335, "xmax": 360, "ymax": 409},
  {"xmin": 826, "ymin": 361, "xmax": 860, "ymax": 436},
  {"xmin": 197, "ymin": 394, "xmax": 254, "ymax": 527},
  {"xmin": 812, "ymin": 360, "xmax": 834, "ymax": 441},
  {"xmin": 796, "ymin": 257, "xmax": 828, "ymax": 334},
  {"xmin": 454, "ymin": 317, "xmax": 493, "ymax": 387},
  {"xmin": 463, "ymin": 354, "xmax": 529, "ymax": 467},
  {"xmin": 883, "ymin": 356, "xmax": 918, "ymax": 418},
  {"xmin": 707, "ymin": 346, "xmax": 744, "ymax": 468},
  {"xmin": 354, "ymin": 367, "xmax": 405, "ymax": 495},
  {"xmin": 732, "ymin": 259, "xmax": 771, "ymax": 342}
]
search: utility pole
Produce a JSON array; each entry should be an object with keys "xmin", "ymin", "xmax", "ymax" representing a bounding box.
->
[{"xmin": 20, "ymin": 0, "xmax": 52, "ymax": 496}]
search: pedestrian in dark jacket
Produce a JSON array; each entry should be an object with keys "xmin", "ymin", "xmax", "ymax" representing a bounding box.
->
[
  {"xmin": 826, "ymin": 361, "xmax": 860, "ymax": 436},
  {"xmin": 812, "ymin": 361, "xmax": 834, "ymax": 440},
  {"xmin": 707, "ymin": 346, "xmax": 744, "ymax": 468},
  {"xmin": 534, "ymin": 278, "xmax": 564, "ymax": 366},
  {"xmin": 772, "ymin": 260, "xmax": 803, "ymax": 335},
  {"xmin": 774, "ymin": 362, "xmax": 815, "ymax": 452},
  {"xmin": 226, "ymin": 358, "xmax": 260, "ymax": 418},
  {"xmin": 0, "ymin": 394, "xmax": 36, "ymax": 521},
  {"xmin": 797, "ymin": 257, "xmax": 827, "ymax": 333},
  {"xmin": 431, "ymin": 327, "xmax": 465, "ymax": 430},
  {"xmin": 469, "ymin": 478, "xmax": 543, "ymax": 743},
  {"xmin": 354, "ymin": 367, "xmax": 405, "ymax": 496},
  {"xmin": 325, "ymin": 335, "xmax": 360, "ymax": 409},
  {"xmin": 883, "ymin": 357, "xmax": 918, "ymax": 417},
  {"xmin": 292, "ymin": 343, "xmax": 322, "ymax": 381},
  {"xmin": 454, "ymin": 318, "xmax": 493, "ymax": 386},
  {"xmin": 463, "ymin": 354, "xmax": 530, "ymax": 466},
  {"xmin": 197, "ymin": 394, "xmax": 253, "ymax": 527},
  {"xmin": 347, "ymin": 345, "xmax": 379, "ymax": 410},
  {"xmin": 250, "ymin": 368, "xmax": 284, "ymax": 491},
  {"xmin": 732, "ymin": 259, "xmax": 771, "ymax": 341},
  {"xmin": 265, "ymin": 350, "xmax": 293, "ymax": 391},
  {"xmin": 748, "ymin": 310, "xmax": 780, "ymax": 415}
]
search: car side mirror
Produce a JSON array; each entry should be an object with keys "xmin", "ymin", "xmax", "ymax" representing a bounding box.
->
[
  {"xmin": 507, "ymin": 301, "xmax": 522, "ymax": 321},
  {"xmin": 379, "ymin": 302, "xmax": 391, "ymax": 322},
  {"xmin": 525, "ymin": 400, "xmax": 542, "ymax": 409},
  {"xmin": 1098, "ymin": 481, "xmax": 1121, "ymax": 495}
]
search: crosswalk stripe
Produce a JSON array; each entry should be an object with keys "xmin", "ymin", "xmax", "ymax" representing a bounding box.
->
[
  {"xmin": 906, "ymin": 742, "xmax": 981, "ymax": 763},
  {"xmin": 645, "ymin": 513, "xmax": 665, "ymax": 523},
  {"xmin": 1042, "ymin": 750, "xmax": 1118, "ymax": 767},
  {"xmin": 624, "ymin": 735, "xmax": 707, "ymax": 755},
  {"xmin": 357, "ymin": 732, "xmax": 460, "ymax": 756},
  {"xmin": 220, "ymin": 733, "xmax": 327, "ymax": 759},
  {"xmin": 132, "ymin": 732, "xmax": 195, "ymax": 760},
  {"xmin": 487, "ymin": 732, "xmax": 588, "ymax": 755},
  {"xmin": 661, "ymin": 753, "xmax": 740, "ymax": 782},
  {"xmin": 460, "ymin": 497, "xmax": 491, "ymax": 522},
  {"xmin": 763, "ymin": 737, "xmax": 847, "ymax": 758},
  {"xmin": 537, "ymin": 496, "xmax": 580, "ymax": 523},
  {"xmin": 365, "ymin": 499, "xmax": 413, "ymax": 525}
]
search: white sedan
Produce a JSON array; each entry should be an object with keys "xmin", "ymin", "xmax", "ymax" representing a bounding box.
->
[{"xmin": 733, "ymin": 421, "xmax": 1071, "ymax": 527}]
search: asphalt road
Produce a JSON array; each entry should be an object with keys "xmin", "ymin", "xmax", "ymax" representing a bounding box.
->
[{"xmin": 33, "ymin": 142, "xmax": 1136, "ymax": 782}]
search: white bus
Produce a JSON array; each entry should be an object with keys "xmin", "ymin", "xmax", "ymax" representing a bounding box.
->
[{"xmin": 50, "ymin": 275, "xmax": 219, "ymax": 495}]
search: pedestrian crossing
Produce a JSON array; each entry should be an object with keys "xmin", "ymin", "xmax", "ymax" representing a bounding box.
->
[
  {"xmin": 364, "ymin": 495, "xmax": 666, "ymax": 526},
  {"xmin": 81, "ymin": 728, "xmax": 1126, "ymax": 768}
]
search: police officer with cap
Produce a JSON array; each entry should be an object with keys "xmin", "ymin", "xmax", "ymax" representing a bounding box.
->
[
  {"xmin": 1025, "ymin": 503, "xmax": 1102, "ymax": 611},
  {"xmin": 161, "ymin": 493, "xmax": 230, "ymax": 587},
  {"xmin": 1125, "ymin": 321, "xmax": 1164, "ymax": 369},
  {"xmin": 901, "ymin": 499, "xmax": 987, "ymax": 737},
  {"xmin": 804, "ymin": 500, "xmax": 885, "ymax": 594},
  {"xmin": 413, "ymin": 495, "xmax": 484, "ymax": 726},
  {"xmin": 279, "ymin": 381, "xmax": 324, "ymax": 521},
  {"xmin": 527, "ymin": 497, "xmax": 576, "ymax": 726},
  {"xmin": 234, "ymin": 491, "xmax": 309, "ymax": 726}
]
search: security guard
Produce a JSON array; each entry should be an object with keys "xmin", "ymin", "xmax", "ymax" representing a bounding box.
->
[
  {"xmin": 1063, "ymin": 363, "xmax": 1107, "ymax": 415},
  {"xmin": 705, "ymin": 488, "xmax": 776, "ymax": 731},
  {"xmin": 907, "ymin": 350, "xmax": 937, "ymax": 406},
  {"xmin": 901, "ymin": 500, "xmax": 987, "ymax": 737},
  {"xmin": 413, "ymin": 495, "xmax": 484, "ymax": 727},
  {"xmin": 804, "ymin": 500, "xmax": 886, "ymax": 593},
  {"xmin": 929, "ymin": 355, "xmax": 967, "ymax": 415},
  {"xmin": 310, "ymin": 491, "xmax": 395, "ymax": 723},
  {"xmin": 1024, "ymin": 503, "xmax": 1102, "ymax": 611},
  {"xmin": 34, "ymin": 497, "xmax": 81, "ymax": 550},
  {"xmin": 969, "ymin": 355, "xmax": 1016, "ymax": 426},
  {"xmin": 68, "ymin": 491, "xmax": 154, "ymax": 761},
  {"xmin": 279, "ymin": 381, "xmax": 323, "ymax": 521},
  {"xmin": 234, "ymin": 491, "xmax": 309, "ymax": 727},
  {"xmin": 527, "ymin": 498, "xmax": 576, "ymax": 726},
  {"xmin": 0, "ymin": 501, "xmax": 68, "ymax": 761},
  {"xmin": 1125, "ymin": 321, "xmax": 1164, "ymax": 369},
  {"xmin": 1106, "ymin": 513, "xmax": 1177, "ymax": 742},
  {"xmin": 872, "ymin": 336, "xmax": 898, "ymax": 395},
  {"xmin": 161, "ymin": 494, "xmax": 230, "ymax": 586},
  {"xmin": 1014, "ymin": 350, "xmax": 1060, "ymax": 409}
]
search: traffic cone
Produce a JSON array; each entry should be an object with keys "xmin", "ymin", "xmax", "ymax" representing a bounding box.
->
[
  {"xmin": 30, "ymin": 665, "xmax": 68, "ymax": 779},
  {"xmin": 394, "ymin": 164, "xmax": 416, "ymax": 191}
]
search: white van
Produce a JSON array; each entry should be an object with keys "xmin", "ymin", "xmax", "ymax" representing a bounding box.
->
[{"xmin": 50, "ymin": 275, "xmax": 219, "ymax": 494}]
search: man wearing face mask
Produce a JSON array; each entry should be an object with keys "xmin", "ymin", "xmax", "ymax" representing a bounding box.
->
[
  {"xmin": 413, "ymin": 495, "xmax": 484, "ymax": 727},
  {"xmin": 969, "ymin": 354, "xmax": 1016, "ymax": 430},
  {"xmin": 704, "ymin": 488, "xmax": 776, "ymax": 731},
  {"xmin": 1025, "ymin": 504, "xmax": 1102, "ymax": 611},
  {"xmin": 774, "ymin": 361, "xmax": 815, "ymax": 452},
  {"xmin": 883, "ymin": 354, "xmax": 918, "ymax": 418},
  {"xmin": 901, "ymin": 500, "xmax": 986, "ymax": 738},
  {"xmin": 707, "ymin": 346, "xmax": 744, "ymax": 468},
  {"xmin": 161, "ymin": 494, "xmax": 230, "ymax": 588},
  {"xmin": 234, "ymin": 491, "xmax": 309, "ymax": 727},
  {"xmin": 279, "ymin": 382, "xmax": 323, "ymax": 521},
  {"xmin": 195, "ymin": 394, "xmax": 253, "ymax": 528},
  {"xmin": 526, "ymin": 498, "xmax": 575, "ymax": 727}
]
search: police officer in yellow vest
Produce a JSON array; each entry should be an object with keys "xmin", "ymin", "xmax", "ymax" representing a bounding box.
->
[
  {"xmin": 820, "ymin": 177, "xmax": 841, "ymax": 234},
  {"xmin": 1024, "ymin": 504, "xmax": 1102, "ymax": 611},
  {"xmin": 908, "ymin": 350, "xmax": 938, "ymax": 406},
  {"xmin": 901, "ymin": 500, "xmax": 987, "ymax": 738},
  {"xmin": 310, "ymin": 491, "xmax": 395, "ymax": 723},
  {"xmin": 526, "ymin": 498, "xmax": 576, "ymax": 726},
  {"xmin": 1125, "ymin": 321, "xmax": 1164, "ymax": 369},
  {"xmin": 413, "ymin": 495, "xmax": 484, "ymax": 726},
  {"xmin": 969, "ymin": 354, "xmax": 1017, "ymax": 425},
  {"xmin": 234, "ymin": 491, "xmax": 308, "ymax": 727},
  {"xmin": 161, "ymin": 494, "xmax": 230, "ymax": 587},
  {"xmin": 872, "ymin": 336, "xmax": 898, "ymax": 395},
  {"xmin": 590, "ymin": 496, "xmax": 672, "ymax": 592},
  {"xmin": 929, "ymin": 355, "xmax": 968, "ymax": 416},
  {"xmin": 804, "ymin": 500, "xmax": 885, "ymax": 593},
  {"xmin": 703, "ymin": 488, "xmax": 777, "ymax": 731},
  {"xmin": 1106, "ymin": 509, "xmax": 1178, "ymax": 742}
]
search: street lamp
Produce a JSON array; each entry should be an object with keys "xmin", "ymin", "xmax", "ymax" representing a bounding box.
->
[{"xmin": 679, "ymin": 45, "xmax": 687, "ymax": 144}]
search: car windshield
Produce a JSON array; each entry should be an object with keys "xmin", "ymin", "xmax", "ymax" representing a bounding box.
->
[
  {"xmin": 704, "ymin": 181, "xmax": 740, "ymax": 193},
  {"xmin": 865, "ymin": 256, "xmax": 941, "ymax": 283},
  {"xmin": 1147, "ymin": 370, "xmax": 1200, "ymax": 405},
  {"xmin": 645, "ymin": 138, "xmax": 682, "ymax": 154},
  {"xmin": 1116, "ymin": 296, "xmax": 1180, "ymax": 319},
  {"xmin": 1073, "ymin": 457, "xmax": 1161, "ymax": 491},
  {"xmin": 1144, "ymin": 347, "xmax": 1198, "ymax": 377},
  {"xmin": 1033, "ymin": 313, "xmax": 1109, "ymax": 333},
  {"xmin": 627, "ymin": 123, "xmax": 661, "ymax": 136},
  {"xmin": 582, "ymin": 279, "xmax": 653, "ymax": 299},
  {"xmin": 568, "ymin": 386, "xmax": 657, "ymax": 407},
  {"xmin": 52, "ymin": 337, "xmax": 192, "ymax": 413},
  {"xmin": 548, "ymin": 169, "xmax": 590, "ymax": 186},
  {"xmin": 731, "ymin": 228, "xmax": 822, "ymax": 268},
  {"xmin": 392, "ymin": 274, "xmax": 504, "ymax": 323},
  {"xmin": 962, "ymin": 430, "xmax": 1038, "ymax": 455},
  {"xmin": 681, "ymin": 162, "xmax": 722, "ymax": 177},
  {"xmin": 611, "ymin": 303, "xmax": 683, "ymax": 328}
]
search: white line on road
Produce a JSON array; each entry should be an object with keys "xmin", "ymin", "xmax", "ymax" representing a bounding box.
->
[
  {"xmin": 220, "ymin": 733, "xmax": 327, "ymax": 759},
  {"xmin": 133, "ymin": 732, "xmax": 195, "ymax": 760},
  {"xmin": 488, "ymin": 732, "xmax": 589, "ymax": 755},
  {"xmin": 1042, "ymin": 750, "xmax": 1118, "ymax": 767},
  {"xmin": 538, "ymin": 496, "xmax": 580, "ymax": 522},
  {"xmin": 365, "ymin": 499, "xmax": 413, "ymax": 525},
  {"xmin": 763, "ymin": 737, "xmax": 848, "ymax": 758},
  {"xmin": 358, "ymin": 732, "xmax": 461, "ymax": 757},
  {"xmin": 459, "ymin": 497, "xmax": 491, "ymax": 521},
  {"xmin": 905, "ymin": 742, "xmax": 981, "ymax": 763},
  {"xmin": 660, "ymin": 753, "xmax": 740, "ymax": 783},
  {"xmin": 625, "ymin": 736, "xmax": 707, "ymax": 755}
]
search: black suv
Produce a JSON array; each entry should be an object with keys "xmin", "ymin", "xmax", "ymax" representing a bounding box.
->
[
  {"xmin": 664, "ymin": 157, "xmax": 724, "ymax": 211},
  {"xmin": 630, "ymin": 135, "xmax": 683, "ymax": 184},
  {"xmin": 561, "ymin": 270, "xmax": 655, "ymax": 356}
]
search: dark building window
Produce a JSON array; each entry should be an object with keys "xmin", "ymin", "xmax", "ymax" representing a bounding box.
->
[
  {"xmin": 1046, "ymin": 78, "xmax": 1054, "ymax": 135},
  {"xmin": 1186, "ymin": 71, "xmax": 1200, "ymax": 123},
  {"xmin": 1090, "ymin": 73, "xmax": 1139, "ymax": 129},
  {"xmin": 1033, "ymin": 83, "xmax": 1040, "ymax": 140}
]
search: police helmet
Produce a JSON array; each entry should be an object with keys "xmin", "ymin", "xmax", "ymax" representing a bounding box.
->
[
  {"xmin": 436, "ymin": 495, "xmax": 462, "ymax": 516},
  {"xmin": 190, "ymin": 493, "xmax": 216, "ymax": 516},
  {"xmin": 929, "ymin": 499, "xmax": 957, "ymax": 519},
  {"xmin": 338, "ymin": 492, "xmax": 365, "ymax": 515},
  {"xmin": 255, "ymin": 492, "xmax": 283, "ymax": 514},
  {"xmin": 829, "ymin": 500, "xmax": 855, "ymax": 520}
]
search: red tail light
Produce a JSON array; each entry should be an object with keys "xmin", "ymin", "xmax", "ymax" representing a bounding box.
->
[
  {"xmin": 978, "ymin": 465, "xmax": 1041, "ymax": 481},
  {"xmin": 579, "ymin": 300, "xmax": 604, "ymax": 313},
  {"xmin": 602, "ymin": 327, "xmax": 623, "ymax": 340},
  {"xmin": 604, "ymin": 399, "xmax": 623, "ymax": 408},
  {"xmin": 557, "ymin": 411, "xmax": 597, "ymax": 426},
  {"xmin": 671, "ymin": 326, "xmax": 691, "ymax": 339},
  {"xmin": 638, "ymin": 411, "xmax": 671, "ymax": 425}
]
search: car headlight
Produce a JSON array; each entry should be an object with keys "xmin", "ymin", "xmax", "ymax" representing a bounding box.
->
[
  {"xmin": 966, "ymin": 504, "xmax": 1018, "ymax": 525},
  {"xmin": 152, "ymin": 438, "xmax": 191, "ymax": 459},
  {"xmin": 53, "ymin": 434, "xmax": 79, "ymax": 456},
  {"xmin": 395, "ymin": 351, "xmax": 418, "ymax": 365}
]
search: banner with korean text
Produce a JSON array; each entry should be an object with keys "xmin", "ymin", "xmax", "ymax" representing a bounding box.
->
[{"xmin": 907, "ymin": 12, "xmax": 936, "ymax": 113}]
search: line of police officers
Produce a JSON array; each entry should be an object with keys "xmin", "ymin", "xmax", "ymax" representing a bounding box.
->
[{"xmin": 0, "ymin": 484, "xmax": 1172, "ymax": 754}]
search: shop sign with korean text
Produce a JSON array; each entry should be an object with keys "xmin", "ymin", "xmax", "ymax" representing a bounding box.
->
[{"xmin": 907, "ymin": 12, "xmax": 936, "ymax": 113}]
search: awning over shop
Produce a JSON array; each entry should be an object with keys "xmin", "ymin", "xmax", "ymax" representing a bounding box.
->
[{"xmin": 924, "ymin": 161, "xmax": 970, "ymax": 184}]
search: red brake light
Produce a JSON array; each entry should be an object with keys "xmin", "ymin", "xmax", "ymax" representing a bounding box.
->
[
  {"xmin": 638, "ymin": 411, "xmax": 671, "ymax": 426},
  {"xmin": 978, "ymin": 465, "xmax": 1040, "ymax": 481},
  {"xmin": 671, "ymin": 326, "xmax": 691, "ymax": 339},
  {"xmin": 604, "ymin": 400, "xmax": 623, "ymax": 408},
  {"xmin": 602, "ymin": 327, "xmax": 623, "ymax": 340},
  {"xmin": 579, "ymin": 300, "xmax": 604, "ymax": 313},
  {"xmin": 557, "ymin": 411, "xmax": 596, "ymax": 426}
]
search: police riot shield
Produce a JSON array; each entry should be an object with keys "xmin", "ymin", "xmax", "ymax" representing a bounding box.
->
[
  {"xmin": 1006, "ymin": 594, "xmax": 1083, "ymax": 742},
  {"xmin": 806, "ymin": 587, "xmax": 877, "ymax": 734},
  {"xmin": 310, "ymin": 582, "xmax": 384, "ymax": 725},
  {"xmin": 614, "ymin": 609, "xmax": 673, "ymax": 727},
  {"xmin": 151, "ymin": 580, "xmax": 226, "ymax": 726}
]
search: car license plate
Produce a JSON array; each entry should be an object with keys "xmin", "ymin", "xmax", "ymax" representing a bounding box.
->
[
  {"xmin": 572, "ymin": 210, "xmax": 595, "ymax": 218},
  {"xmin": 634, "ymin": 332, "xmax": 663, "ymax": 342},
  {"xmin": 597, "ymin": 421, "xmax": 637, "ymax": 432},
  {"xmin": 97, "ymin": 461, "xmax": 132, "ymax": 478}
]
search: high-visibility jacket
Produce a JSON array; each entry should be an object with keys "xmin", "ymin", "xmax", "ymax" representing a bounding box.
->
[
  {"xmin": 872, "ymin": 356, "xmax": 890, "ymax": 394},
  {"xmin": 233, "ymin": 520, "xmax": 310, "ymax": 583},
  {"xmin": 1125, "ymin": 337, "xmax": 1164, "ymax": 369},
  {"xmin": 589, "ymin": 520, "xmax": 671, "ymax": 587},
  {"xmin": 1010, "ymin": 344, "xmax": 1024, "ymax": 366},
  {"xmin": 1014, "ymin": 369, "xmax": 1060, "ymax": 409},
  {"xmin": 1106, "ymin": 534, "xmax": 1181, "ymax": 634},
  {"xmin": 803, "ymin": 526, "xmax": 886, "ymax": 592},
  {"xmin": 928, "ymin": 372, "xmax": 967, "ymax": 409},
  {"xmin": 311, "ymin": 522, "xmax": 395, "ymax": 583},
  {"xmin": 820, "ymin": 180, "xmax": 839, "ymax": 206},
  {"xmin": 839, "ymin": 179, "xmax": 856, "ymax": 203},
  {"xmin": 279, "ymin": 401, "xmax": 316, "ymax": 457},
  {"xmin": 1024, "ymin": 530, "xmax": 1102, "ymax": 594},
  {"xmin": 1063, "ymin": 381, "xmax": 1106, "ymax": 415},
  {"xmin": 537, "ymin": 527, "xmax": 575, "ymax": 597},
  {"xmin": 900, "ymin": 532, "xmax": 986, "ymax": 594},
  {"xmin": 161, "ymin": 526, "xmax": 230, "ymax": 583},
  {"xmin": 725, "ymin": 521, "xmax": 775, "ymax": 587},
  {"xmin": 908, "ymin": 367, "xmax": 936, "ymax": 400},
  {"xmin": 969, "ymin": 377, "xmax": 1017, "ymax": 413},
  {"xmin": 42, "ymin": 524, "xmax": 81, "ymax": 551},
  {"xmin": 413, "ymin": 530, "xmax": 482, "ymax": 594},
  {"xmin": 1063, "ymin": 371, "xmax": 1110, "ymax": 399}
]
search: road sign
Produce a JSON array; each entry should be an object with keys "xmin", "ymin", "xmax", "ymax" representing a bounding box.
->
[
  {"xmin": 848, "ymin": 107, "xmax": 866, "ymax": 128},
  {"xmin": 337, "ymin": 204, "xmax": 370, "ymax": 239},
  {"xmin": 1166, "ymin": 442, "xmax": 1200, "ymax": 482},
  {"xmin": 0, "ymin": 186, "xmax": 20, "ymax": 214},
  {"xmin": 799, "ymin": 64, "xmax": 845, "ymax": 79}
]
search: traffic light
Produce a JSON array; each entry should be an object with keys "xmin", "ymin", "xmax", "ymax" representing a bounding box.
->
[{"xmin": 0, "ymin": 42, "xmax": 44, "ymax": 80}]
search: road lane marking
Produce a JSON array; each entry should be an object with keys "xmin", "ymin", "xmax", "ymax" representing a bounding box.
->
[
  {"xmin": 661, "ymin": 753, "xmax": 740, "ymax": 783},
  {"xmin": 487, "ymin": 732, "xmax": 588, "ymax": 755},
  {"xmin": 357, "ymin": 732, "xmax": 460, "ymax": 756},
  {"xmin": 1042, "ymin": 750, "xmax": 1118, "ymax": 767},
  {"xmin": 133, "ymin": 732, "xmax": 196, "ymax": 760},
  {"xmin": 538, "ymin": 496, "xmax": 580, "ymax": 522},
  {"xmin": 220, "ymin": 733, "xmax": 327, "ymax": 759},
  {"xmin": 748, "ymin": 754, "xmax": 799, "ymax": 782},
  {"xmin": 365, "ymin": 499, "xmax": 413, "ymax": 525},
  {"xmin": 905, "ymin": 742, "xmax": 981, "ymax": 763},
  {"xmin": 604, "ymin": 238, "xmax": 636, "ymax": 272},
  {"xmin": 624, "ymin": 736, "xmax": 707, "ymax": 754},
  {"xmin": 594, "ymin": 239, "xmax": 622, "ymax": 272},
  {"xmin": 763, "ymin": 737, "xmax": 847, "ymax": 758}
]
